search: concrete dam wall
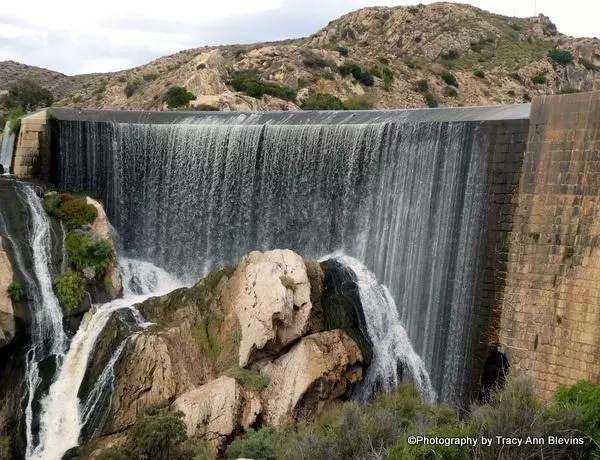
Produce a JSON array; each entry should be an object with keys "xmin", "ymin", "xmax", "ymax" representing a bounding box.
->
[{"xmin": 8, "ymin": 93, "xmax": 599, "ymax": 403}]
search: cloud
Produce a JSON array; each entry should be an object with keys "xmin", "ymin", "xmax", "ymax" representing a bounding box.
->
[{"xmin": 0, "ymin": 0, "xmax": 598, "ymax": 75}]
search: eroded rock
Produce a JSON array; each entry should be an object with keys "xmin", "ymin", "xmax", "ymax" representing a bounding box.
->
[
  {"xmin": 0, "ymin": 236, "xmax": 16, "ymax": 350},
  {"xmin": 261, "ymin": 329, "xmax": 363, "ymax": 426}
]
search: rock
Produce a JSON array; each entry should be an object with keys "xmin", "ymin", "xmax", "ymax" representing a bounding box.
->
[
  {"xmin": 0, "ymin": 237, "xmax": 16, "ymax": 350},
  {"xmin": 173, "ymin": 376, "xmax": 261, "ymax": 450},
  {"xmin": 224, "ymin": 249, "xmax": 315, "ymax": 367},
  {"xmin": 85, "ymin": 197, "xmax": 122, "ymax": 298},
  {"xmin": 261, "ymin": 329, "xmax": 363, "ymax": 426}
]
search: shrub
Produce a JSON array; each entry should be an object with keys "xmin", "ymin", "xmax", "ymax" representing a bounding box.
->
[
  {"xmin": 229, "ymin": 72, "xmax": 296, "ymax": 101},
  {"xmin": 338, "ymin": 62, "xmax": 361, "ymax": 78},
  {"xmin": 414, "ymin": 79, "xmax": 429, "ymax": 93},
  {"xmin": 96, "ymin": 446, "xmax": 134, "ymax": 460},
  {"xmin": 382, "ymin": 67, "xmax": 394, "ymax": 91},
  {"xmin": 531, "ymin": 74, "xmax": 548, "ymax": 85},
  {"xmin": 440, "ymin": 49, "xmax": 460, "ymax": 61},
  {"xmin": 344, "ymin": 95, "xmax": 374, "ymax": 110},
  {"xmin": 190, "ymin": 104, "xmax": 219, "ymax": 111},
  {"xmin": 369, "ymin": 66, "xmax": 382, "ymax": 78},
  {"xmin": 441, "ymin": 71, "xmax": 458, "ymax": 87},
  {"xmin": 7, "ymin": 281, "xmax": 25, "ymax": 302},
  {"xmin": 226, "ymin": 428, "xmax": 281, "ymax": 460},
  {"xmin": 223, "ymin": 366, "xmax": 269, "ymax": 390},
  {"xmin": 359, "ymin": 71, "xmax": 374, "ymax": 86},
  {"xmin": 378, "ymin": 56, "xmax": 389, "ymax": 65},
  {"xmin": 548, "ymin": 48, "xmax": 574, "ymax": 66},
  {"xmin": 473, "ymin": 69, "xmax": 485, "ymax": 78},
  {"xmin": 142, "ymin": 73, "xmax": 158, "ymax": 81},
  {"xmin": 193, "ymin": 312, "xmax": 241, "ymax": 373},
  {"xmin": 425, "ymin": 93, "xmax": 439, "ymax": 108},
  {"xmin": 302, "ymin": 53, "xmax": 330, "ymax": 69},
  {"xmin": 555, "ymin": 380, "xmax": 600, "ymax": 444},
  {"xmin": 123, "ymin": 83, "xmax": 136, "ymax": 98},
  {"xmin": 301, "ymin": 93, "xmax": 345, "ymax": 110},
  {"xmin": 336, "ymin": 46, "xmax": 349, "ymax": 57},
  {"xmin": 579, "ymin": 58, "xmax": 600, "ymax": 71},
  {"xmin": 43, "ymin": 193, "xmax": 62, "ymax": 218},
  {"xmin": 2, "ymin": 79, "xmax": 54, "ymax": 112},
  {"xmin": 351, "ymin": 66, "xmax": 362, "ymax": 81},
  {"xmin": 59, "ymin": 197, "xmax": 98, "ymax": 230},
  {"xmin": 132, "ymin": 404, "xmax": 187, "ymax": 460},
  {"xmin": 55, "ymin": 270, "xmax": 86, "ymax": 311},
  {"xmin": 7, "ymin": 117, "xmax": 21, "ymax": 134},
  {"xmin": 162, "ymin": 86, "xmax": 197, "ymax": 108},
  {"xmin": 443, "ymin": 86, "xmax": 458, "ymax": 98},
  {"xmin": 66, "ymin": 231, "xmax": 113, "ymax": 276},
  {"xmin": 406, "ymin": 60, "xmax": 417, "ymax": 69}
]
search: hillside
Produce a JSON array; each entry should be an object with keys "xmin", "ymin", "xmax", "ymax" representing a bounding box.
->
[{"xmin": 1, "ymin": 2, "xmax": 599, "ymax": 113}]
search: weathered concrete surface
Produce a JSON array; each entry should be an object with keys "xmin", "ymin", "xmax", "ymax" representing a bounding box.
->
[
  {"xmin": 13, "ymin": 110, "xmax": 50, "ymax": 179},
  {"xmin": 499, "ymin": 92, "xmax": 600, "ymax": 399}
]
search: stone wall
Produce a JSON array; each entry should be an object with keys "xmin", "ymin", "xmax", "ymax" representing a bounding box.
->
[
  {"xmin": 499, "ymin": 92, "xmax": 600, "ymax": 400},
  {"xmin": 13, "ymin": 110, "xmax": 50, "ymax": 179}
]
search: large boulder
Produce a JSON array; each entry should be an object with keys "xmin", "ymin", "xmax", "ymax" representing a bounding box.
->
[
  {"xmin": 261, "ymin": 329, "xmax": 363, "ymax": 426},
  {"xmin": 173, "ymin": 376, "xmax": 261, "ymax": 450},
  {"xmin": 0, "ymin": 237, "xmax": 16, "ymax": 350},
  {"xmin": 225, "ymin": 249, "xmax": 316, "ymax": 367}
]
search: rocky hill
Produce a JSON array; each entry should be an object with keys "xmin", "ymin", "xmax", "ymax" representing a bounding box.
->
[{"xmin": 1, "ymin": 2, "xmax": 599, "ymax": 112}]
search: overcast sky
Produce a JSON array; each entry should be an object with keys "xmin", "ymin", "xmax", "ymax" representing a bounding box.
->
[{"xmin": 0, "ymin": 0, "xmax": 597, "ymax": 75}]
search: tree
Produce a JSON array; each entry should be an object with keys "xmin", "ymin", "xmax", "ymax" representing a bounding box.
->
[
  {"xmin": 132, "ymin": 404, "xmax": 187, "ymax": 460},
  {"xmin": 162, "ymin": 86, "xmax": 197, "ymax": 109},
  {"xmin": 2, "ymin": 80, "xmax": 53, "ymax": 112}
]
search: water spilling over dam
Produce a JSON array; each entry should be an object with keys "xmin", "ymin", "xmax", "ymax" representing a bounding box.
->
[{"xmin": 48, "ymin": 105, "xmax": 530, "ymax": 403}]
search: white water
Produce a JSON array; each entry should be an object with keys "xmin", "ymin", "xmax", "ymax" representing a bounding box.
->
[
  {"xmin": 12, "ymin": 185, "xmax": 70, "ymax": 460},
  {"xmin": 336, "ymin": 255, "xmax": 436, "ymax": 403},
  {"xmin": 30, "ymin": 258, "xmax": 182, "ymax": 460},
  {"xmin": 1, "ymin": 121, "xmax": 16, "ymax": 172}
]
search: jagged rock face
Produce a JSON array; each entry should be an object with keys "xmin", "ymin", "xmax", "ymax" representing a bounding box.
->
[
  {"xmin": 173, "ymin": 376, "xmax": 261, "ymax": 449},
  {"xmin": 225, "ymin": 249, "xmax": 316, "ymax": 367},
  {"xmin": 261, "ymin": 329, "xmax": 363, "ymax": 426},
  {"xmin": 0, "ymin": 236, "xmax": 16, "ymax": 350}
]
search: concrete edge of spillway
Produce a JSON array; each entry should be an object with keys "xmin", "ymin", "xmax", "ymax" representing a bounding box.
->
[{"xmin": 47, "ymin": 103, "xmax": 532, "ymax": 125}]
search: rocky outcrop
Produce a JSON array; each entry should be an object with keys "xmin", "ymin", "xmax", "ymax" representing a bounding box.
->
[
  {"xmin": 93, "ymin": 249, "xmax": 366, "ymax": 453},
  {"xmin": 262, "ymin": 330, "xmax": 363, "ymax": 426},
  {"xmin": 173, "ymin": 376, "xmax": 260, "ymax": 449},
  {"xmin": 225, "ymin": 250, "xmax": 316, "ymax": 367},
  {"xmin": 86, "ymin": 197, "xmax": 122, "ymax": 299},
  {"xmin": 0, "ymin": 237, "xmax": 16, "ymax": 350}
]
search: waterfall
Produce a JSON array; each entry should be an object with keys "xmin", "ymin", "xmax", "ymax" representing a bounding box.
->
[
  {"xmin": 52, "ymin": 113, "xmax": 514, "ymax": 403},
  {"xmin": 1, "ymin": 121, "xmax": 16, "ymax": 173},
  {"xmin": 30, "ymin": 258, "xmax": 182, "ymax": 460},
  {"xmin": 334, "ymin": 255, "xmax": 435, "ymax": 402}
]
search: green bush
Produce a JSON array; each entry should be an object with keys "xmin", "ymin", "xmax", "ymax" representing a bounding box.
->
[
  {"xmin": 301, "ymin": 93, "xmax": 345, "ymax": 110},
  {"xmin": 359, "ymin": 71, "xmax": 374, "ymax": 86},
  {"xmin": 66, "ymin": 231, "xmax": 113, "ymax": 276},
  {"xmin": 425, "ymin": 93, "xmax": 439, "ymax": 108},
  {"xmin": 7, "ymin": 116, "xmax": 21, "ymax": 134},
  {"xmin": 443, "ymin": 86, "xmax": 458, "ymax": 98},
  {"xmin": 336, "ymin": 46, "xmax": 349, "ymax": 57},
  {"xmin": 124, "ymin": 82, "xmax": 137, "ymax": 98},
  {"xmin": 441, "ymin": 71, "xmax": 458, "ymax": 87},
  {"xmin": 370, "ymin": 66, "xmax": 382, "ymax": 78},
  {"xmin": 440, "ymin": 49, "xmax": 460, "ymax": 61},
  {"xmin": 473, "ymin": 69, "xmax": 485, "ymax": 78},
  {"xmin": 548, "ymin": 48, "xmax": 574, "ymax": 66},
  {"xmin": 382, "ymin": 67, "xmax": 394, "ymax": 91},
  {"xmin": 7, "ymin": 281, "xmax": 25, "ymax": 302},
  {"xmin": 132, "ymin": 404, "xmax": 187, "ymax": 460},
  {"xmin": 229, "ymin": 72, "xmax": 296, "ymax": 101},
  {"xmin": 96, "ymin": 446, "xmax": 134, "ymax": 460},
  {"xmin": 223, "ymin": 366, "xmax": 269, "ymax": 390},
  {"xmin": 414, "ymin": 79, "xmax": 429, "ymax": 93},
  {"xmin": 338, "ymin": 62, "xmax": 361, "ymax": 78},
  {"xmin": 302, "ymin": 53, "xmax": 330, "ymax": 69},
  {"xmin": 2, "ymin": 79, "xmax": 53, "ymax": 112},
  {"xmin": 162, "ymin": 86, "xmax": 197, "ymax": 108},
  {"xmin": 556, "ymin": 380, "xmax": 600, "ymax": 445},
  {"xmin": 406, "ymin": 60, "xmax": 417, "ymax": 69},
  {"xmin": 579, "ymin": 58, "xmax": 600, "ymax": 72},
  {"xmin": 226, "ymin": 428, "xmax": 281, "ymax": 460},
  {"xmin": 344, "ymin": 95, "xmax": 374, "ymax": 110},
  {"xmin": 59, "ymin": 197, "xmax": 98, "ymax": 230},
  {"xmin": 55, "ymin": 270, "xmax": 86, "ymax": 311},
  {"xmin": 532, "ymin": 74, "xmax": 548, "ymax": 85},
  {"xmin": 378, "ymin": 56, "xmax": 389, "ymax": 65}
]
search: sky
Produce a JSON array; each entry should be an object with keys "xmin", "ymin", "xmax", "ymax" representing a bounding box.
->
[{"xmin": 0, "ymin": 0, "xmax": 598, "ymax": 75}]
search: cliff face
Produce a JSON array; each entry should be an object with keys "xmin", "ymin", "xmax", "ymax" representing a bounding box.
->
[{"xmin": 1, "ymin": 3, "xmax": 599, "ymax": 114}]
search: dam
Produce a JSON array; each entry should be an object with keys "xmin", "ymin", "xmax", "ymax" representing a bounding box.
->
[{"xmin": 3, "ymin": 91, "xmax": 600, "ymax": 410}]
